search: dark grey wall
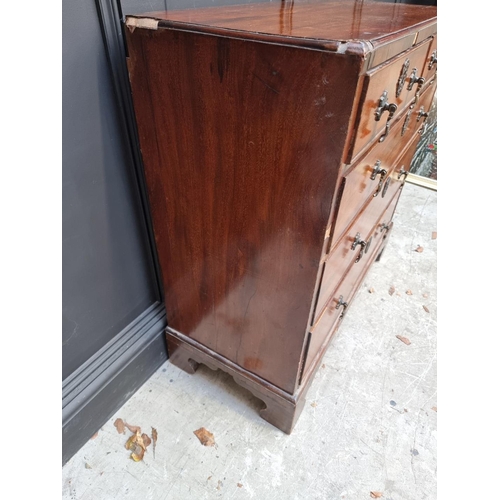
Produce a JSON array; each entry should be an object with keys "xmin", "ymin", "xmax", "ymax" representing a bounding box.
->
[
  {"xmin": 121, "ymin": 0, "xmax": 436, "ymax": 15},
  {"xmin": 121, "ymin": 0, "xmax": 270, "ymax": 15},
  {"xmin": 62, "ymin": 0, "xmax": 157, "ymax": 379},
  {"xmin": 62, "ymin": 0, "xmax": 167, "ymax": 465}
]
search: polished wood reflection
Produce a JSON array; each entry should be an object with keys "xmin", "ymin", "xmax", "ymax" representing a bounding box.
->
[
  {"xmin": 128, "ymin": 0, "xmax": 436, "ymax": 55},
  {"xmin": 126, "ymin": 26, "xmax": 361, "ymax": 394}
]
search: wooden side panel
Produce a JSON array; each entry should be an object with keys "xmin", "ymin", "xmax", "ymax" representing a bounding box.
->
[{"xmin": 126, "ymin": 27, "xmax": 361, "ymax": 394}]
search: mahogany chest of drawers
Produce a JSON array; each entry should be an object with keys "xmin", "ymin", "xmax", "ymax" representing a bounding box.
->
[{"xmin": 125, "ymin": 0, "xmax": 437, "ymax": 433}]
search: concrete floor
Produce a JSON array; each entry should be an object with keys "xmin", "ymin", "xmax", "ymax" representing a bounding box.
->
[{"xmin": 62, "ymin": 183, "xmax": 437, "ymax": 500}]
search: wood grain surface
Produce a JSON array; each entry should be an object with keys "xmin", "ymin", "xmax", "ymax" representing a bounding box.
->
[
  {"xmin": 127, "ymin": 0, "xmax": 436, "ymax": 56},
  {"xmin": 124, "ymin": 1, "xmax": 437, "ymax": 424},
  {"xmin": 126, "ymin": 26, "xmax": 361, "ymax": 394}
]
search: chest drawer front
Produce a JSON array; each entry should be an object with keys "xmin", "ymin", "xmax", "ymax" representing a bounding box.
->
[
  {"xmin": 303, "ymin": 191, "xmax": 400, "ymax": 378},
  {"xmin": 331, "ymin": 83, "xmax": 434, "ymax": 252},
  {"xmin": 398, "ymin": 83, "xmax": 436, "ymax": 144},
  {"xmin": 314, "ymin": 182, "xmax": 402, "ymax": 323},
  {"xmin": 349, "ymin": 38, "xmax": 432, "ymax": 161},
  {"xmin": 334, "ymin": 110, "xmax": 413, "ymax": 244}
]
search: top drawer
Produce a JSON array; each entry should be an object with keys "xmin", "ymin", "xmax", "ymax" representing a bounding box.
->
[{"xmin": 348, "ymin": 38, "xmax": 433, "ymax": 162}]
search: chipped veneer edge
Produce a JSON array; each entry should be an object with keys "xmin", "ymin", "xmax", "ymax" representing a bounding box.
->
[{"xmin": 126, "ymin": 16, "xmax": 159, "ymax": 32}]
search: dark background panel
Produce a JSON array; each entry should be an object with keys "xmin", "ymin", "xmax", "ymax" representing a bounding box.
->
[
  {"xmin": 121, "ymin": 0, "xmax": 436, "ymax": 15},
  {"xmin": 62, "ymin": 0, "xmax": 158, "ymax": 380},
  {"xmin": 123, "ymin": 0, "xmax": 275, "ymax": 15}
]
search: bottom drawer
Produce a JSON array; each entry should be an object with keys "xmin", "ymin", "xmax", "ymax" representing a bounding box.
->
[{"xmin": 301, "ymin": 190, "xmax": 401, "ymax": 381}]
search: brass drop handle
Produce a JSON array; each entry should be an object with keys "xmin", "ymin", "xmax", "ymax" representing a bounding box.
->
[
  {"xmin": 375, "ymin": 91, "xmax": 398, "ymax": 122},
  {"xmin": 417, "ymin": 106, "xmax": 429, "ymax": 122},
  {"xmin": 370, "ymin": 160, "xmax": 387, "ymax": 181},
  {"xmin": 401, "ymin": 110, "xmax": 412, "ymax": 136},
  {"xmin": 352, "ymin": 232, "xmax": 367, "ymax": 262},
  {"xmin": 407, "ymin": 68, "xmax": 425, "ymax": 92},
  {"xmin": 380, "ymin": 222, "xmax": 391, "ymax": 232},
  {"xmin": 335, "ymin": 295, "xmax": 348, "ymax": 318},
  {"xmin": 371, "ymin": 160, "xmax": 388, "ymax": 197},
  {"xmin": 428, "ymin": 50, "xmax": 437, "ymax": 70},
  {"xmin": 418, "ymin": 123, "xmax": 427, "ymax": 135},
  {"xmin": 398, "ymin": 167, "xmax": 409, "ymax": 181},
  {"xmin": 375, "ymin": 91, "xmax": 398, "ymax": 143}
]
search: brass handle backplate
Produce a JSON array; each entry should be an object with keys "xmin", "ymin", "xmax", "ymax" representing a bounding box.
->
[
  {"xmin": 401, "ymin": 110, "xmax": 412, "ymax": 136},
  {"xmin": 396, "ymin": 59, "xmax": 410, "ymax": 98}
]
